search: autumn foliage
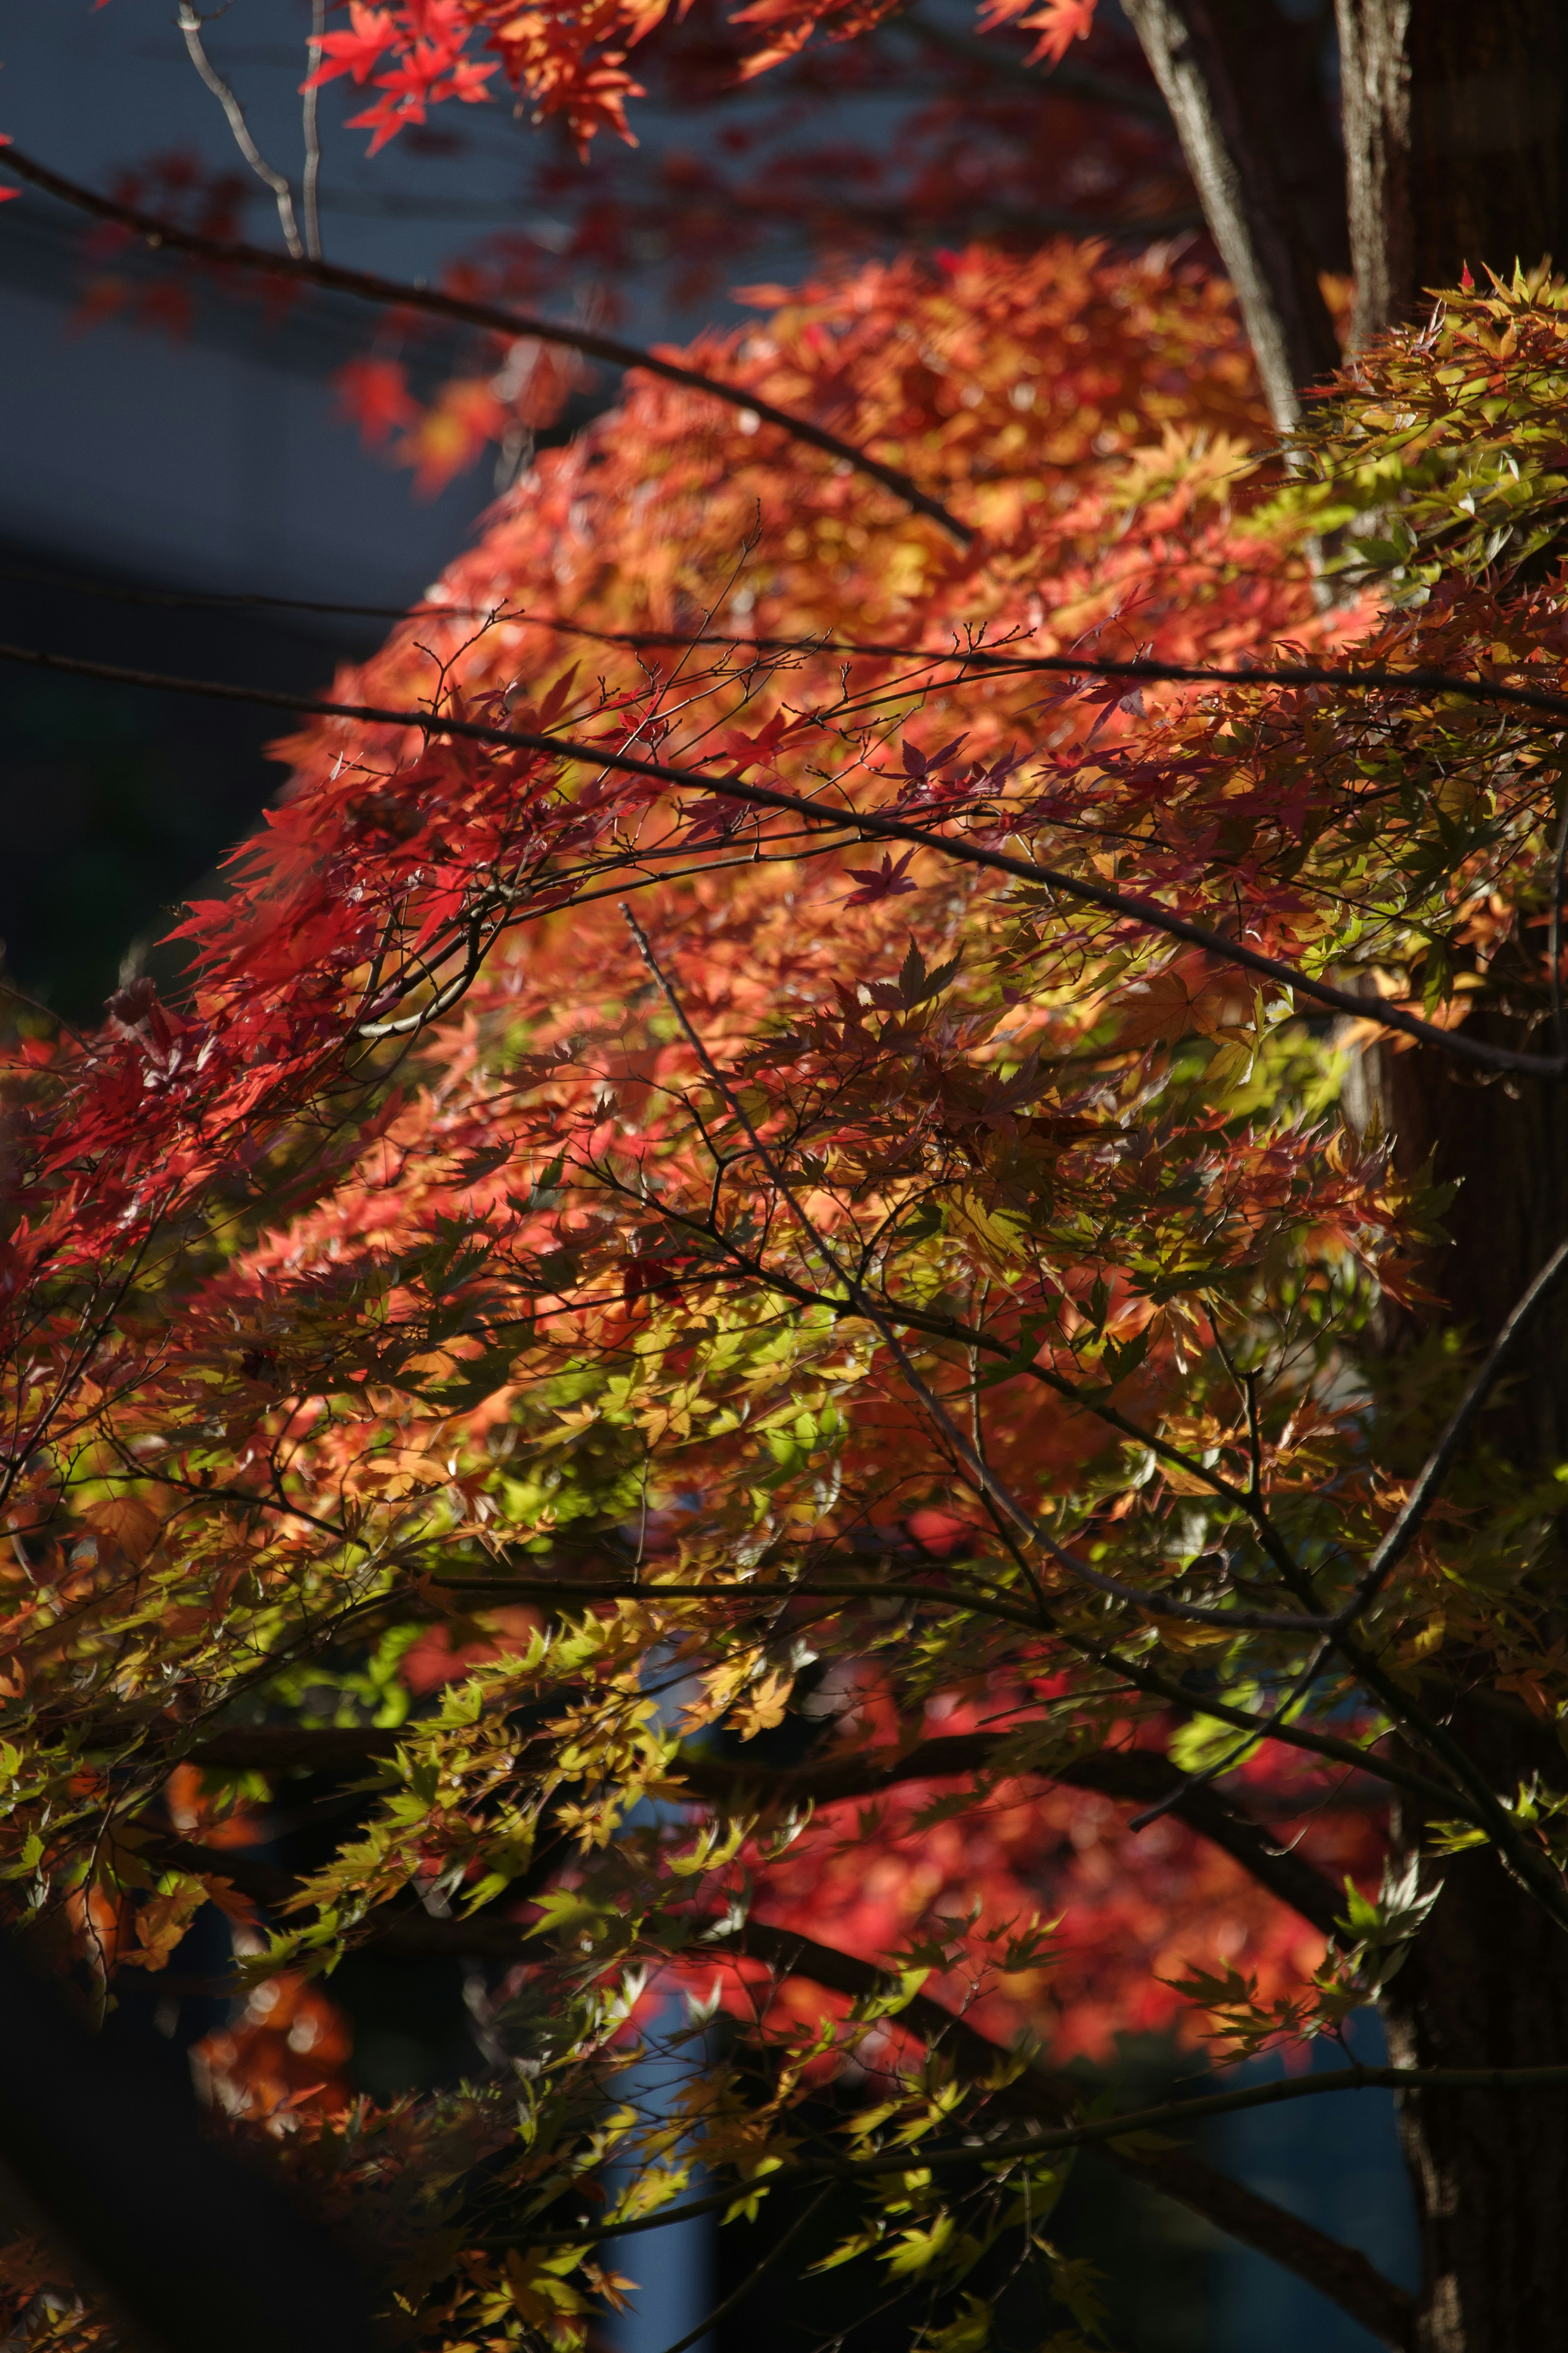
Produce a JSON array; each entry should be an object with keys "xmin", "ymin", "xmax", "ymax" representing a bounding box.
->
[
  {"xmin": 11, "ymin": 8, "xmax": 1568, "ymax": 2333},
  {"xmin": 307, "ymin": 0, "xmax": 1102, "ymax": 156}
]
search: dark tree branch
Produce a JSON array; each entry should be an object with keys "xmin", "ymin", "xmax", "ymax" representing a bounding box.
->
[
  {"xmin": 726, "ymin": 1924, "xmax": 1412, "ymax": 2348},
  {"xmin": 897, "ymin": 7, "xmax": 1172, "ymax": 123},
  {"xmin": 147, "ymin": 1836, "xmax": 298, "ymax": 1909},
  {"xmin": 673, "ymin": 1740, "xmax": 1347, "ymax": 1937},
  {"xmin": 0, "ymin": 146, "xmax": 969, "ymax": 548},
  {"xmin": 136, "ymin": 1846, "xmax": 1408, "ymax": 2345},
  {"xmin": 0, "ymin": 631, "xmax": 1562, "ymax": 1078},
  {"xmin": 162, "ymin": 1727, "xmax": 1345, "ymax": 1933},
  {"xmin": 1122, "ymin": 2141, "xmax": 1413, "ymax": 2349},
  {"xmin": 0, "ymin": 1929, "xmax": 381, "ymax": 2353},
  {"xmin": 186, "ymin": 1724, "xmax": 407, "ymax": 1771}
]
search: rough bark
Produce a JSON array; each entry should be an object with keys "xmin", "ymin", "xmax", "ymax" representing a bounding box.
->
[
  {"xmin": 1345, "ymin": 1021, "xmax": 1568, "ymax": 2353},
  {"xmin": 1123, "ymin": 4, "xmax": 1568, "ymax": 2344},
  {"xmin": 1336, "ymin": 0, "xmax": 1568, "ymax": 343},
  {"xmin": 1343, "ymin": 1015, "xmax": 1568, "ymax": 1469},
  {"xmin": 1120, "ymin": 0, "xmax": 1342, "ymax": 428},
  {"xmin": 1380, "ymin": 1747, "xmax": 1568, "ymax": 2353}
]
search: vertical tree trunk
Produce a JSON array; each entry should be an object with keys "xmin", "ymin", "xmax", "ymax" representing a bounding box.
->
[
  {"xmin": 1124, "ymin": 7, "xmax": 1568, "ymax": 2346},
  {"xmin": 1350, "ymin": 1019, "xmax": 1568, "ymax": 2351},
  {"xmin": 1120, "ymin": 0, "xmax": 1342, "ymax": 429},
  {"xmin": 1331, "ymin": 6, "xmax": 1568, "ymax": 2335},
  {"xmin": 1380, "ymin": 1741, "xmax": 1568, "ymax": 2352},
  {"xmin": 1336, "ymin": 0, "xmax": 1568, "ymax": 343}
]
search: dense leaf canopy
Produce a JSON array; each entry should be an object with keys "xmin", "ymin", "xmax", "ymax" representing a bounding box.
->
[{"xmin": 7, "ymin": 65, "xmax": 1568, "ymax": 2341}]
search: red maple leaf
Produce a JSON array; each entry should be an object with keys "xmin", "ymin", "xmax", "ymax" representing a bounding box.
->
[
  {"xmin": 841, "ymin": 848, "xmax": 920, "ymax": 904},
  {"xmin": 334, "ymin": 356, "xmax": 421, "ymax": 445},
  {"xmin": 304, "ymin": 2, "xmax": 398, "ymax": 87}
]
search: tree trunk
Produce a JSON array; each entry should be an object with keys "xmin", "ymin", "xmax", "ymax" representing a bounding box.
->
[
  {"xmin": 1336, "ymin": 0, "xmax": 1568, "ymax": 343},
  {"xmin": 1380, "ymin": 1744, "xmax": 1568, "ymax": 2351},
  {"xmin": 1343, "ymin": 1015, "xmax": 1568, "ymax": 2351},
  {"xmin": 1120, "ymin": 0, "xmax": 1342, "ymax": 429},
  {"xmin": 1360, "ymin": 1022, "xmax": 1568, "ymax": 2353},
  {"xmin": 1332, "ymin": 7, "xmax": 1568, "ymax": 2333},
  {"xmin": 1124, "ymin": 6, "xmax": 1568, "ymax": 2345}
]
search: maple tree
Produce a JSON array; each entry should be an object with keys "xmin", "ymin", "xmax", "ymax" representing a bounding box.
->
[
  {"xmin": 5, "ymin": 5, "xmax": 1568, "ymax": 2353},
  {"xmin": 25, "ymin": 0, "xmax": 1212, "ymax": 496}
]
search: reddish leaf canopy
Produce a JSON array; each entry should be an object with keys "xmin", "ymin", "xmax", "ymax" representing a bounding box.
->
[
  {"xmin": 301, "ymin": 0, "xmax": 1104, "ymax": 155},
  {"xmin": 8, "ymin": 58, "xmax": 1568, "ymax": 2339}
]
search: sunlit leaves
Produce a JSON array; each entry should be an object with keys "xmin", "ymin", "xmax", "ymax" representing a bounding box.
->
[{"xmin": 11, "ymin": 243, "xmax": 1568, "ymax": 2353}]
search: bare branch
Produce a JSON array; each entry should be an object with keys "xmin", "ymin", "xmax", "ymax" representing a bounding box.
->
[
  {"xmin": 898, "ymin": 7, "xmax": 1171, "ymax": 124},
  {"xmin": 302, "ymin": 0, "xmax": 325, "ymax": 262},
  {"xmin": 650, "ymin": 2188, "xmax": 835, "ymax": 2353},
  {"xmin": 0, "ymin": 146, "xmax": 969, "ymax": 545},
  {"xmin": 1340, "ymin": 1232, "xmax": 1568, "ymax": 1623},
  {"xmin": 176, "ymin": 4, "xmax": 304, "ymax": 259},
  {"xmin": 26, "ymin": 560, "xmax": 1568, "ymax": 743},
  {"xmin": 673, "ymin": 1740, "xmax": 1346, "ymax": 1935}
]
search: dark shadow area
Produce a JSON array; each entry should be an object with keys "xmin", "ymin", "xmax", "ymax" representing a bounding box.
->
[
  {"xmin": 0, "ymin": 545, "xmax": 374, "ymax": 1020},
  {"xmin": 1206, "ymin": 2014, "xmax": 1420, "ymax": 2353},
  {"xmin": 707, "ymin": 2040, "xmax": 1216, "ymax": 2353},
  {"xmin": 0, "ymin": 387, "xmax": 606, "ymax": 1023}
]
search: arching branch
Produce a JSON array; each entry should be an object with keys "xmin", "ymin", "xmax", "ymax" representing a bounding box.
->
[
  {"xmin": 137, "ymin": 1827, "xmax": 1407, "ymax": 2343},
  {"xmin": 0, "ymin": 145, "xmax": 971, "ymax": 548},
  {"xmin": 0, "ymin": 629, "xmax": 1560, "ymax": 1078},
  {"xmin": 167, "ymin": 1726, "xmax": 1345, "ymax": 1931},
  {"xmin": 1120, "ymin": 0, "xmax": 1340, "ymax": 430},
  {"xmin": 673, "ymin": 1740, "xmax": 1347, "ymax": 1937}
]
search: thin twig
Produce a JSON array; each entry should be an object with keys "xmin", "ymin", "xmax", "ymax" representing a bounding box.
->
[
  {"xmin": 0, "ymin": 629, "xmax": 1552, "ymax": 1081},
  {"xmin": 8, "ymin": 547, "xmax": 1568, "ymax": 743},
  {"xmin": 1339, "ymin": 1232, "xmax": 1568, "ymax": 1624},
  {"xmin": 302, "ymin": 0, "xmax": 326, "ymax": 261},
  {"xmin": 621, "ymin": 906, "xmax": 1334, "ymax": 1633},
  {"xmin": 0, "ymin": 145, "xmax": 969, "ymax": 544},
  {"xmin": 0, "ymin": 980, "xmax": 94, "ymax": 1055},
  {"xmin": 649, "ymin": 2188, "xmax": 834, "ymax": 2353},
  {"xmin": 357, "ymin": 603, "xmax": 1568, "ymax": 733},
  {"xmin": 176, "ymin": 5, "xmax": 304, "ymax": 258},
  {"xmin": 519, "ymin": 2059, "xmax": 1568, "ymax": 2243},
  {"xmin": 899, "ymin": 2, "xmax": 1171, "ymax": 121},
  {"xmin": 1127, "ymin": 1638, "xmax": 1333, "ymax": 1830}
]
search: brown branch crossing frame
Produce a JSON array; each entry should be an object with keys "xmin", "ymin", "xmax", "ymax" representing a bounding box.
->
[
  {"xmin": 177, "ymin": 1722, "xmax": 1345, "ymax": 1934},
  {"xmin": 0, "ymin": 146, "xmax": 972, "ymax": 548},
  {"xmin": 145, "ymin": 1823, "xmax": 1404, "ymax": 2340},
  {"xmin": 149, "ymin": 1790, "xmax": 1446, "ymax": 2350},
  {"xmin": 728, "ymin": 1923, "xmax": 1414, "ymax": 2350},
  {"xmin": 0, "ymin": 633, "xmax": 1562, "ymax": 1078}
]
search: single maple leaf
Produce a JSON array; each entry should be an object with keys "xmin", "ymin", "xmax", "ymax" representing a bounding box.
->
[{"xmin": 842, "ymin": 849, "xmax": 920, "ymax": 904}]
